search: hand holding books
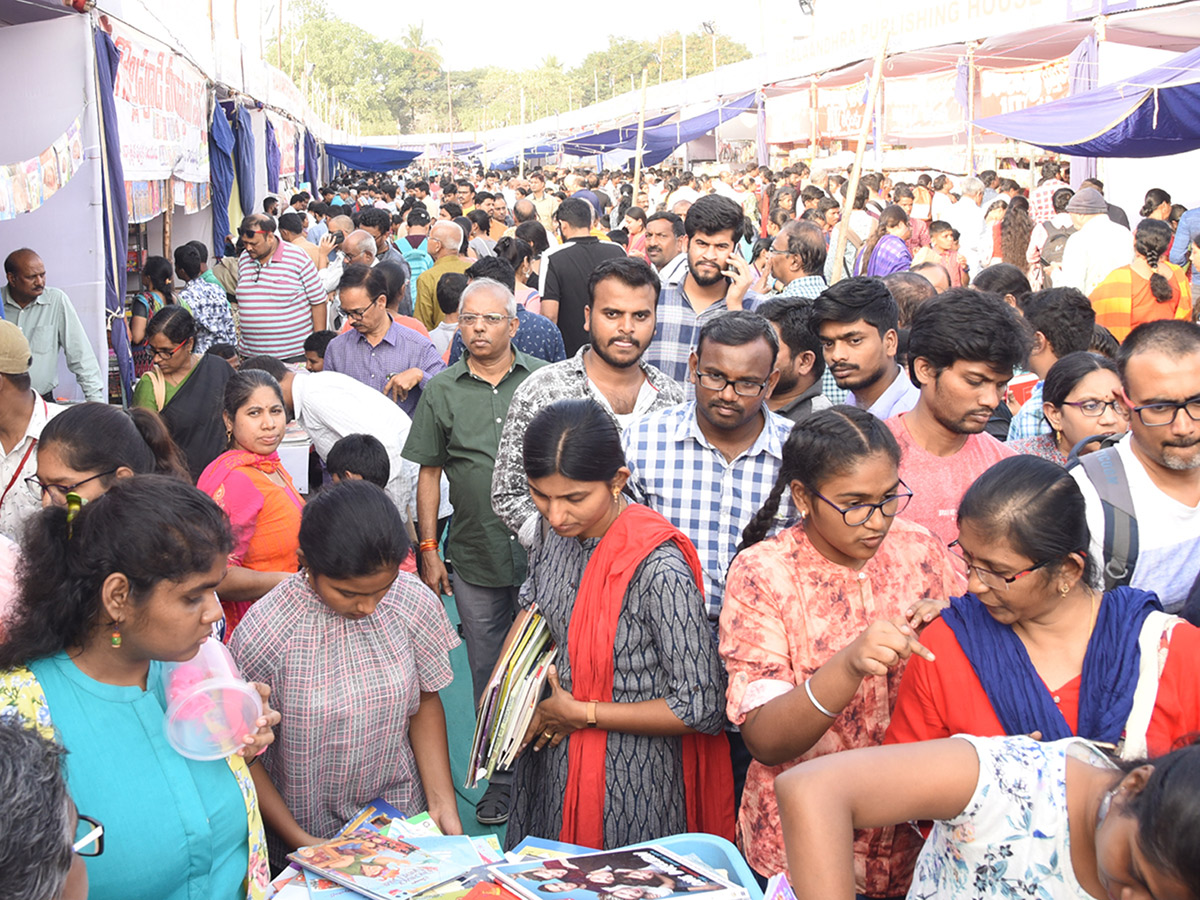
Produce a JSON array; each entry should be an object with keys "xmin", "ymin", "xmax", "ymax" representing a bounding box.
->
[{"xmin": 522, "ymin": 666, "xmax": 587, "ymax": 754}]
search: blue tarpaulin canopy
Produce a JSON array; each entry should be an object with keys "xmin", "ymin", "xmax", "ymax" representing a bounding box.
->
[
  {"xmin": 975, "ymin": 46, "xmax": 1200, "ymax": 157},
  {"xmin": 324, "ymin": 143, "xmax": 422, "ymax": 172},
  {"xmin": 560, "ymin": 113, "xmax": 676, "ymax": 155}
]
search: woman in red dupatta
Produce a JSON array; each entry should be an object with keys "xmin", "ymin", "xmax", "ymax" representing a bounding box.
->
[
  {"xmin": 500, "ymin": 399, "xmax": 734, "ymax": 850},
  {"xmin": 198, "ymin": 369, "xmax": 303, "ymax": 636}
]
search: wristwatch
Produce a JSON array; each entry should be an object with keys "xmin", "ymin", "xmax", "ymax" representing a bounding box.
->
[{"xmin": 586, "ymin": 701, "xmax": 598, "ymax": 728}]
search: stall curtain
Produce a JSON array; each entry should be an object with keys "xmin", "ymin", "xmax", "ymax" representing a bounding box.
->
[
  {"xmin": 94, "ymin": 28, "xmax": 133, "ymax": 402},
  {"xmin": 232, "ymin": 105, "xmax": 255, "ymax": 217},
  {"xmin": 209, "ymin": 103, "xmax": 235, "ymax": 258},
  {"xmin": 304, "ymin": 129, "xmax": 318, "ymax": 189},
  {"xmin": 265, "ymin": 116, "xmax": 280, "ymax": 194}
]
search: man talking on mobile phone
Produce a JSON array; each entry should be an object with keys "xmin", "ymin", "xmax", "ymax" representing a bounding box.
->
[{"xmin": 642, "ymin": 194, "xmax": 759, "ymax": 393}]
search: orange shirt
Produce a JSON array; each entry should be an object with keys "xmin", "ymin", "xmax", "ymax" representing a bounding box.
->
[{"xmin": 1089, "ymin": 263, "xmax": 1192, "ymax": 342}]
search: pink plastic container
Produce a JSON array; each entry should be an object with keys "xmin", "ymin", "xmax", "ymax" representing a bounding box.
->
[{"xmin": 162, "ymin": 638, "xmax": 263, "ymax": 761}]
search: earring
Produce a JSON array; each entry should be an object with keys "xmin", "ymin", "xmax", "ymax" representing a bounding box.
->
[
  {"xmin": 110, "ymin": 624, "xmax": 122, "ymax": 649},
  {"xmin": 1059, "ymin": 583, "xmax": 1070, "ymax": 596}
]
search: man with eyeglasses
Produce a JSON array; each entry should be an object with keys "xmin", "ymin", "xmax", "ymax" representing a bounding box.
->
[
  {"xmin": 623, "ymin": 310, "xmax": 789, "ymax": 630},
  {"xmin": 233, "ymin": 213, "xmax": 326, "ymax": 360},
  {"xmin": 1071, "ymin": 320, "xmax": 1200, "ymax": 616},
  {"xmin": 0, "ymin": 321, "xmax": 62, "ymax": 539},
  {"xmin": 322, "ymin": 263, "xmax": 444, "ymax": 418},
  {"xmin": 0, "ymin": 718, "xmax": 94, "ymax": 900},
  {"xmin": 768, "ymin": 220, "xmax": 828, "ymax": 301},
  {"xmin": 402, "ymin": 277, "xmax": 547, "ymax": 827}
]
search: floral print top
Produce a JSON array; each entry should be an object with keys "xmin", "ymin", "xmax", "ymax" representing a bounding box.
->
[
  {"xmin": 912, "ymin": 735, "xmax": 1112, "ymax": 900},
  {"xmin": 718, "ymin": 519, "xmax": 963, "ymax": 892}
]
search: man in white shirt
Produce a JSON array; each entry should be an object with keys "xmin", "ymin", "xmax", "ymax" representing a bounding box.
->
[
  {"xmin": 943, "ymin": 176, "xmax": 987, "ymax": 274},
  {"xmin": 0, "ymin": 321, "xmax": 61, "ymax": 538},
  {"xmin": 1058, "ymin": 188, "xmax": 1134, "ymax": 295},
  {"xmin": 1071, "ymin": 320, "xmax": 1200, "ymax": 615}
]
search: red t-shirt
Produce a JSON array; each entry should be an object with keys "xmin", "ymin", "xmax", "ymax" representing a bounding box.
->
[{"xmin": 885, "ymin": 616, "xmax": 1200, "ymax": 757}]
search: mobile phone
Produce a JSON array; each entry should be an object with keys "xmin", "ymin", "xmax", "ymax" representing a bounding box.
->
[{"xmin": 333, "ymin": 231, "xmax": 345, "ymax": 246}]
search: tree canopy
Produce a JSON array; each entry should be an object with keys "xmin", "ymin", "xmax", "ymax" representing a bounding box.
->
[{"xmin": 272, "ymin": 1, "xmax": 752, "ymax": 136}]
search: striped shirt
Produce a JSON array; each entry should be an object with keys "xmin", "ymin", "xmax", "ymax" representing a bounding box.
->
[{"xmin": 235, "ymin": 238, "xmax": 324, "ymax": 357}]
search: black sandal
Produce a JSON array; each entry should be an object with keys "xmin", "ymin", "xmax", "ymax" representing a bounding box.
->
[{"xmin": 475, "ymin": 780, "xmax": 511, "ymax": 825}]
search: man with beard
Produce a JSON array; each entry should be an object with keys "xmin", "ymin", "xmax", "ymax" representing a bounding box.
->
[
  {"xmin": 403, "ymin": 277, "xmax": 546, "ymax": 826},
  {"xmin": 1071, "ymin": 320, "xmax": 1200, "ymax": 615},
  {"xmin": 643, "ymin": 195, "xmax": 757, "ymax": 388},
  {"xmin": 623, "ymin": 310, "xmax": 789, "ymax": 627},
  {"xmin": 758, "ymin": 298, "xmax": 830, "ymax": 424},
  {"xmin": 644, "ymin": 211, "xmax": 687, "ymax": 282},
  {"xmin": 885, "ymin": 289, "xmax": 1030, "ymax": 544},
  {"xmin": 811, "ymin": 277, "xmax": 918, "ymax": 420},
  {"xmin": 492, "ymin": 257, "xmax": 682, "ymax": 548}
]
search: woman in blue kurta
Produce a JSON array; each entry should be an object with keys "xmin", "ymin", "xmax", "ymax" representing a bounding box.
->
[{"xmin": 0, "ymin": 475, "xmax": 279, "ymax": 900}]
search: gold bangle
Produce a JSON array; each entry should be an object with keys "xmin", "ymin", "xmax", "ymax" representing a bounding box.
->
[{"xmin": 586, "ymin": 701, "xmax": 598, "ymax": 728}]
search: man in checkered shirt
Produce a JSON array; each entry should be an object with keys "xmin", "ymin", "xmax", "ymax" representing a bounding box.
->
[{"xmin": 622, "ymin": 310, "xmax": 794, "ymax": 627}]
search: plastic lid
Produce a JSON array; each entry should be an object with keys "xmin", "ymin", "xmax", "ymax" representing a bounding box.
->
[{"xmin": 164, "ymin": 677, "xmax": 263, "ymax": 761}]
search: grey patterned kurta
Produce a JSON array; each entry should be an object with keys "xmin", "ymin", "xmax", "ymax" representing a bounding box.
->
[{"xmin": 505, "ymin": 520, "xmax": 727, "ymax": 850}]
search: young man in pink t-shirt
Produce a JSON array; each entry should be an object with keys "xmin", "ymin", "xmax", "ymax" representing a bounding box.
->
[{"xmin": 886, "ymin": 288, "xmax": 1032, "ymax": 544}]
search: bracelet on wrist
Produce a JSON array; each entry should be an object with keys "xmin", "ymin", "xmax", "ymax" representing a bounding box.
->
[
  {"xmin": 804, "ymin": 678, "xmax": 839, "ymax": 719},
  {"xmin": 418, "ymin": 539, "xmax": 439, "ymax": 553}
]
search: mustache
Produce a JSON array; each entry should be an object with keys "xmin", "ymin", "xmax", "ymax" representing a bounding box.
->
[{"xmin": 608, "ymin": 336, "xmax": 641, "ymax": 348}]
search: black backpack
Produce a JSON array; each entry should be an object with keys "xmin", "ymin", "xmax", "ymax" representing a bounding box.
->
[{"xmin": 1069, "ymin": 439, "xmax": 1200, "ymax": 625}]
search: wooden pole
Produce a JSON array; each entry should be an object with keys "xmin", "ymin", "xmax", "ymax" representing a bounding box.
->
[
  {"xmin": 277, "ymin": 0, "xmax": 283, "ymax": 68},
  {"xmin": 519, "ymin": 88, "xmax": 526, "ymax": 179},
  {"xmin": 829, "ymin": 31, "xmax": 889, "ymax": 284},
  {"xmin": 447, "ymin": 68, "xmax": 454, "ymax": 178},
  {"xmin": 966, "ymin": 41, "xmax": 977, "ymax": 177},
  {"xmin": 809, "ymin": 81, "xmax": 818, "ymax": 170},
  {"xmin": 163, "ymin": 177, "xmax": 173, "ymax": 257},
  {"xmin": 633, "ymin": 67, "xmax": 650, "ymax": 196}
]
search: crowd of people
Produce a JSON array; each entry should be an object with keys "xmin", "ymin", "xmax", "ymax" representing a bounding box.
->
[{"xmin": 1, "ymin": 158, "xmax": 1200, "ymax": 900}]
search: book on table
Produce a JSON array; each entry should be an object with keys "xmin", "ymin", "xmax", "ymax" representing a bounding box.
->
[{"xmin": 488, "ymin": 846, "xmax": 749, "ymax": 900}]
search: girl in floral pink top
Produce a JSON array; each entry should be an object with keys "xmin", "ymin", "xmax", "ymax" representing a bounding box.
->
[{"xmin": 718, "ymin": 406, "xmax": 962, "ymax": 894}]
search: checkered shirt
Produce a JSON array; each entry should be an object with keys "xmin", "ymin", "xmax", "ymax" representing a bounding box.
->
[{"xmin": 622, "ymin": 402, "xmax": 794, "ymax": 621}]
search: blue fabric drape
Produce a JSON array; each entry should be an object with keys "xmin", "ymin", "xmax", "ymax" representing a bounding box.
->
[
  {"xmin": 304, "ymin": 130, "xmax": 318, "ymax": 189},
  {"xmin": 942, "ymin": 587, "xmax": 1160, "ymax": 744},
  {"xmin": 321, "ymin": 143, "xmax": 420, "ymax": 172},
  {"xmin": 232, "ymin": 105, "xmax": 255, "ymax": 216},
  {"xmin": 94, "ymin": 29, "xmax": 133, "ymax": 403},
  {"xmin": 975, "ymin": 45, "xmax": 1200, "ymax": 158},
  {"xmin": 209, "ymin": 104, "xmax": 235, "ymax": 258},
  {"xmin": 264, "ymin": 116, "xmax": 280, "ymax": 195},
  {"xmin": 1067, "ymin": 34, "xmax": 1099, "ymax": 188}
]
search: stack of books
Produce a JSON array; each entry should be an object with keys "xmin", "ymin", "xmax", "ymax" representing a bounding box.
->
[{"xmin": 465, "ymin": 609, "xmax": 557, "ymax": 788}]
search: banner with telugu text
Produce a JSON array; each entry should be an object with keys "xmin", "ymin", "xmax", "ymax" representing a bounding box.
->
[
  {"xmin": 977, "ymin": 57, "xmax": 1071, "ymax": 122},
  {"xmin": 110, "ymin": 22, "xmax": 210, "ymax": 183}
]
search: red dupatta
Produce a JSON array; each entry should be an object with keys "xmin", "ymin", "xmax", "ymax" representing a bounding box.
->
[{"xmin": 559, "ymin": 503, "xmax": 735, "ymax": 848}]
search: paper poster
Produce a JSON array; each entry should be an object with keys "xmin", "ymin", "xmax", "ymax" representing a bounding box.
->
[
  {"xmin": 67, "ymin": 120, "xmax": 84, "ymax": 172},
  {"xmin": 52, "ymin": 135, "xmax": 72, "ymax": 182},
  {"xmin": 38, "ymin": 147, "xmax": 59, "ymax": 200},
  {"xmin": 24, "ymin": 159, "xmax": 42, "ymax": 210},
  {"xmin": 11, "ymin": 163, "xmax": 29, "ymax": 214},
  {"xmin": 0, "ymin": 167, "xmax": 15, "ymax": 221}
]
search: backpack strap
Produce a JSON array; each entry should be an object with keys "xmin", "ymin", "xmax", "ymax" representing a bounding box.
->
[{"xmin": 1076, "ymin": 447, "xmax": 1138, "ymax": 590}]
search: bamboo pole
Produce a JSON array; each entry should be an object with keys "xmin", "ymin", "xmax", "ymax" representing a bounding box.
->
[
  {"xmin": 966, "ymin": 41, "xmax": 977, "ymax": 177},
  {"xmin": 829, "ymin": 31, "xmax": 889, "ymax": 284},
  {"xmin": 809, "ymin": 81, "xmax": 818, "ymax": 170},
  {"xmin": 632, "ymin": 67, "xmax": 650, "ymax": 196}
]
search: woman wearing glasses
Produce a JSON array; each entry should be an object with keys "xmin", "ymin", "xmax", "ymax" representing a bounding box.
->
[
  {"xmin": 886, "ymin": 455, "xmax": 1200, "ymax": 759},
  {"xmin": 0, "ymin": 476, "xmax": 280, "ymax": 900},
  {"xmin": 132, "ymin": 306, "xmax": 233, "ymax": 481},
  {"xmin": 718, "ymin": 406, "xmax": 962, "ymax": 890},
  {"xmin": 1009, "ymin": 352, "xmax": 1128, "ymax": 466}
]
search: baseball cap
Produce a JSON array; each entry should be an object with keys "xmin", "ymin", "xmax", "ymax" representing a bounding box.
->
[{"xmin": 0, "ymin": 321, "xmax": 31, "ymax": 375}]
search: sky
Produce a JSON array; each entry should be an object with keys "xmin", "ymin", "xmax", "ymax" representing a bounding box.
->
[{"xmin": 330, "ymin": 0, "xmax": 814, "ymax": 71}]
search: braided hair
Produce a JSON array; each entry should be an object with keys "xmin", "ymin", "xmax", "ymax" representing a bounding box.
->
[
  {"xmin": 1135, "ymin": 218, "xmax": 1175, "ymax": 303},
  {"xmin": 738, "ymin": 406, "xmax": 901, "ymax": 552}
]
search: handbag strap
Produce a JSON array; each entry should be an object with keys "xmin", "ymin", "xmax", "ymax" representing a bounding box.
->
[
  {"xmin": 147, "ymin": 367, "xmax": 167, "ymax": 411},
  {"xmin": 1119, "ymin": 610, "xmax": 1179, "ymax": 760}
]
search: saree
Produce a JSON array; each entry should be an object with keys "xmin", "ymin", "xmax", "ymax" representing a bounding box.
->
[{"xmin": 159, "ymin": 353, "xmax": 234, "ymax": 482}]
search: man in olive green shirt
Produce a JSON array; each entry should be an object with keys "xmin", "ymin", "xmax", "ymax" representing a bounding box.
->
[
  {"xmin": 401, "ymin": 275, "xmax": 545, "ymax": 826},
  {"xmin": 413, "ymin": 220, "xmax": 471, "ymax": 330}
]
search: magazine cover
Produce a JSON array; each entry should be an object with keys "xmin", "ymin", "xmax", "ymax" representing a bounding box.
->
[
  {"xmin": 289, "ymin": 832, "xmax": 449, "ymax": 900},
  {"xmin": 490, "ymin": 847, "xmax": 746, "ymax": 900}
]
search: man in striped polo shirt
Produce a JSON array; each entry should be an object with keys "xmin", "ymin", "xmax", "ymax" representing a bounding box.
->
[{"xmin": 235, "ymin": 213, "xmax": 327, "ymax": 359}]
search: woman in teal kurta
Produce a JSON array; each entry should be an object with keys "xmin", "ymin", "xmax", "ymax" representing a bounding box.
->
[{"xmin": 0, "ymin": 476, "xmax": 279, "ymax": 900}]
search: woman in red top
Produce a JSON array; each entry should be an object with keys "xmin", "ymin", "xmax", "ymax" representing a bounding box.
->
[{"xmin": 886, "ymin": 455, "xmax": 1200, "ymax": 759}]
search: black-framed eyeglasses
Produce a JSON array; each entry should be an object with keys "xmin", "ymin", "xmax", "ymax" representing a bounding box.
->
[
  {"xmin": 26, "ymin": 468, "xmax": 118, "ymax": 504},
  {"xmin": 73, "ymin": 814, "xmax": 104, "ymax": 857},
  {"xmin": 1060, "ymin": 399, "xmax": 1129, "ymax": 418},
  {"xmin": 459, "ymin": 313, "xmax": 512, "ymax": 327},
  {"xmin": 148, "ymin": 337, "xmax": 189, "ymax": 359},
  {"xmin": 340, "ymin": 302, "xmax": 376, "ymax": 321},
  {"xmin": 766, "ymin": 245, "xmax": 791, "ymax": 256},
  {"xmin": 696, "ymin": 372, "xmax": 770, "ymax": 397},
  {"xmin": 810, "ymin": 482, "xmax": 913, "ymax": 527},
  {"xmin": 947, "ymin": 540, "xmax": 1053, "ymax": 591},
  {"xmin": 237, "ymin": 228, "xmax": 268, "ymax": 239},
  {"xmin": 1129, "ymin": 397, "xmax": 1200, "ymax": 427}
]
